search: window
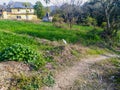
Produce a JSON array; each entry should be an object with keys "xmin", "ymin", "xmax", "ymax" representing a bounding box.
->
[
  {"xmin": 18, "ymin": 9, "xmax": 20, "ymax": 12},
  {"xmin": 16, "ymin": 16, "xmax": 21, "ymax": 19}
]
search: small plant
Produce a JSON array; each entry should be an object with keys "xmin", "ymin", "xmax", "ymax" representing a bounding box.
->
[
  {"xmin": 0, "ymin": 43, "xmax": 45, "ymax": 69},
  {"xmin": 42, "ymin": 72, "xmax": 55, "ymax": 87}
]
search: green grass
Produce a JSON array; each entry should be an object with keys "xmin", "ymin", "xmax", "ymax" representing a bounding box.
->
[
  {"xmin": 0, "ymin": 20, "xmax": 102, "ymax": 45},
  {"xmin": 0, "ymin": 31, "xmax": 39, "ymax": 51}
]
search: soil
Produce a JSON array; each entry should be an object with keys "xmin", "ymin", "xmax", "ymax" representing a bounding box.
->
[{"xmin": 42, "ymin": 54, "xmax": 118, "ymax": 90}]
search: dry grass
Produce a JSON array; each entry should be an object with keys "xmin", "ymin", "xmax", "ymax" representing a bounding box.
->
[{"xmin": 68, "ymin": 57, "xmax": 120, "ymax": 90}]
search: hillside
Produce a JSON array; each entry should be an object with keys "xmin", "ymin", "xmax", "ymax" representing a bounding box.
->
[{"xmin": 0, "ymin": 20, "xmax": 119, "ymax": 90}]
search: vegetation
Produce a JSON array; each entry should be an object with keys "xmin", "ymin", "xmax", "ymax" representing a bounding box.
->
[
  {"xmin": 0, "ymin": 20, "xmax": 103, "ymax": 45},
  {"xmin": 50, "ymin": 0, "xmax": 120, "ymax": 45},
  {"xmin": 34, "ymin": 1, "xmax": 45, "ymax": 19},
  {"xmin": 68, "ymin": 57, "xmax": 120, "ymax": 90},
  {"xmin": 0, "ymin": 0, "xmax": 119, "ymax": 89},
  {"xmin": 9, "ymin": 74, "xmax": 43, "ymax": 90},
  {"xmin": 0, "ymin": 43, "xmax": 45, "ymax": 70},
  {"xmin": 9, "ymin": 72, "xmax": 55, "ymax": 90}
]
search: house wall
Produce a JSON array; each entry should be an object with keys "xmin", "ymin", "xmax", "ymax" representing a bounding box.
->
[
  {"xmin": 1, "ymin": 8, "xmax": 37, "ymax": 20},
  {"xmin": 7, "ymin": 14, "xmax": 37, "ymax": 20},
  {"xmin": 2, "ymin": 11, "xmax": 8, "ymax": 19},
  {"xmin": 11, "ymin": 8, "xmax": 34, "ymax": 14}
]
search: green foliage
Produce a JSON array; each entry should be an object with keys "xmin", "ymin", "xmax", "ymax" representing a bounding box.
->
[
  {"xmin": 0, "ymin": 20, "xmax": 104, "ymax": 45},
  {"xmin": 42, "ymin": 73, "xmax": 55, "ymax": 87},
  {"xmin": 34, "ymin": 1, "xmax": 45, "ymax": 19},
  {"xmin": 101, "ymin": 22, "xmax": 107, "ymax": 28},
  {"xmin": 0, "ymin": 43, "xmax": 38, "ymax": 61},
  {"xmin": 52, "ymin": 15, "xmax": 64, "ymax": 23},
  {"xmin": 86, "ymin": 17, "xmax": 97, "ymax": 26},
  {"xmin": 0, "ymin": 43, "xmax": 45, "ymax": 69}
]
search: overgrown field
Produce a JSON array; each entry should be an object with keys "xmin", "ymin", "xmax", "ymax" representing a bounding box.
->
[
  {"xmin": 0, "ymin": 20, "xmax": 103, "ymax": 45},
  {"xmin": 0, "ymin": 20, "xmax": 119, "ymax": 89}
]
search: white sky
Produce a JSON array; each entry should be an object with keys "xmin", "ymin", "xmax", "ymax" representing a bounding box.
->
[
  {"xmin": 0, "ymin": 0, "xmax": 88, "ymax": 6},
  {"xmin": 0, "ymin": 0, "xmax": 46, "ymax": 5}
]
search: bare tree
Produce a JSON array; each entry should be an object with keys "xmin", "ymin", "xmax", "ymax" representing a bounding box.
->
[{"xmin": 50, "ymin": 0, "xmax": 85, "ymax": 29}]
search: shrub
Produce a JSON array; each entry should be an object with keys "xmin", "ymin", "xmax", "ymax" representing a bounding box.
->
[
  {"xmin": 52, "ymin": 14, "xmax": 64, "ymax": 23},
  {"xmin": 86, "ymin": 16, "xmax": 97, "ymax": 26},
  {"xmin": 101, "ymin": 22, "xmax": 107, "ymax": 29},
  {"xmin": 0, "ymin": 43, "xmax": 45, "ymax": 69}
]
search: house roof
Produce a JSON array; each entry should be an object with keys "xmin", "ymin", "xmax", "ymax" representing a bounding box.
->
[{"xmin": 8, "ymin": 2, "xmax": 34, "ymax": 9}]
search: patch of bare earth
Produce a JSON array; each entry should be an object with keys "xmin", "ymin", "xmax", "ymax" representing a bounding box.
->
[
  {"xmin": 42, "ymin": 54, "xmax": 118, "ymax": 90},
  {"xmin": 0, "ymin": 61, "xmax": 30, "ymax": 90}
]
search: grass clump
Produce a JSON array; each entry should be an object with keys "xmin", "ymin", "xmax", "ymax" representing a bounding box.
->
[
  {"xmin": 9, "ymin": 74, "xmax": 43, "ymax": 90},
  {"xmin": 0, "ymin": 43, "xmax": 45, "ymax": 70},
  {"xmin": 42, "ymin": 72, "xmax": 55, "ymax": 87},
  {"xmin": 9, "ymin": 72, "xmax": 55, "ymax": 90}
]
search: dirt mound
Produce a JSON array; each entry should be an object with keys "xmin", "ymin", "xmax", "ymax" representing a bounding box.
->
[
  {"xmin": 0, "ymin": 61, "xmax": 30, "ymax": 90},
  {"xmin": 45, "ymin": 44, "xmax": 88, "ymax": 67}
]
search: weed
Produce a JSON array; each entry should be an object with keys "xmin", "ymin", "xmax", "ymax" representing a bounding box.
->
[
  {"xmin": 42, "ymin": 72, "xmax": 55, "ymax": 87},
  {"xmin": 9, "ymin": 73, "xmax": 43, "ymax": 90}
]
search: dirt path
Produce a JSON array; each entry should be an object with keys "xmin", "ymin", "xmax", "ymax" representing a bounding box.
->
[{"xmin": 42, "ymin": 54, "xmax": 118, "ymax": 90}]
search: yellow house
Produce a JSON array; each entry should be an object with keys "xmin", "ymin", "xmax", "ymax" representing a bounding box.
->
[{"xmin": 0, "ymin": 2, "xmax": 37, "ymax": 20}]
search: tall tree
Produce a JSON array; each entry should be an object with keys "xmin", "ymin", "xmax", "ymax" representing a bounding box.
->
[
  {"xmin": 34, "ymin": 1, "xmax": 45, "ymax": 19},
  {"xmin": 44, "ymin": 0, "xmax": 50, "ymax": 11},
  {"xmin": 51, "ymin": 0, "xmax": 84, "ymax": 28},
  {"xmin": 88, "ymin": 0, "xmax": 120, "ymax": 38}
]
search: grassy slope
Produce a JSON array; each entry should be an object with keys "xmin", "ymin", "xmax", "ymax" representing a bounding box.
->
[
  {"xmin": 0, "ymin": 20, "xmax": 114, "ymax": 65},
  {"xmin": 0, "ymin": 20, "xmax": 110, "ymax": 59},
  {"xmin": 0, "ymin": 20, "xmax": 119, "ymax": 89},
  {"xmin": 0, "ymin": 20, "xmax": 102, "ymax": 45}
]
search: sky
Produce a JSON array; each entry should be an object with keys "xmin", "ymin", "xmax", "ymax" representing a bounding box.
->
[
  {"xmin": 0, "ymin": 0, "xmax": 46, "ymax": 5},
  {"xmin": 0, "ymin": 0, "xmax": 88, "ymax": 6}
]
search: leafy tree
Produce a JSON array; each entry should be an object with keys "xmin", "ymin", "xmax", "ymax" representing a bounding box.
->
[
  {"xmin": 34, "ymin": 1, "xmax": 45, "ymax": 19},
  {"xmin": 52, "ymin": 0, "xmax": 83, "ymax": 29},
  {"xmin": 86, "ymin": 0, "xmax": 120, "ymax": 39}
]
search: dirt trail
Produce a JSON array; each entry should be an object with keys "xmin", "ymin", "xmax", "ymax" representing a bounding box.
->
[{"xmin": 43, "ymin": 54, "xmax": 118, "ymax": 90}]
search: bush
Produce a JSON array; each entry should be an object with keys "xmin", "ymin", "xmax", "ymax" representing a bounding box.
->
[
  {"xmin": 0, "ymin": 43, "xmax": 45, "ymax": 69},
  {"xmin": 101, "ymin": 22, "xmax": 107, "ymax": 29},
  {"xmin": 86, "ymin": 17, "xmax": 97, "ymax": 26},
  {"xmin": 52, "ymin": 14, "xmax": 64, "ymax": 23}
]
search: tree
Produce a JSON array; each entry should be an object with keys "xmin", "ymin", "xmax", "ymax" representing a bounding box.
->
[
  {"xmin": 34, "ymin": 1, "xmax": 45, "ymax": 19},
  {"xmin": 51, "ymin": 0, "xmax": 84, "ymax": 29},
  {"xmin": 44, "ymin": 0, "xmax": 50, "ymax": 12},
  {"xmin": 87, "ymin": 0, "xmax": 120, "ymax": 38}
]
